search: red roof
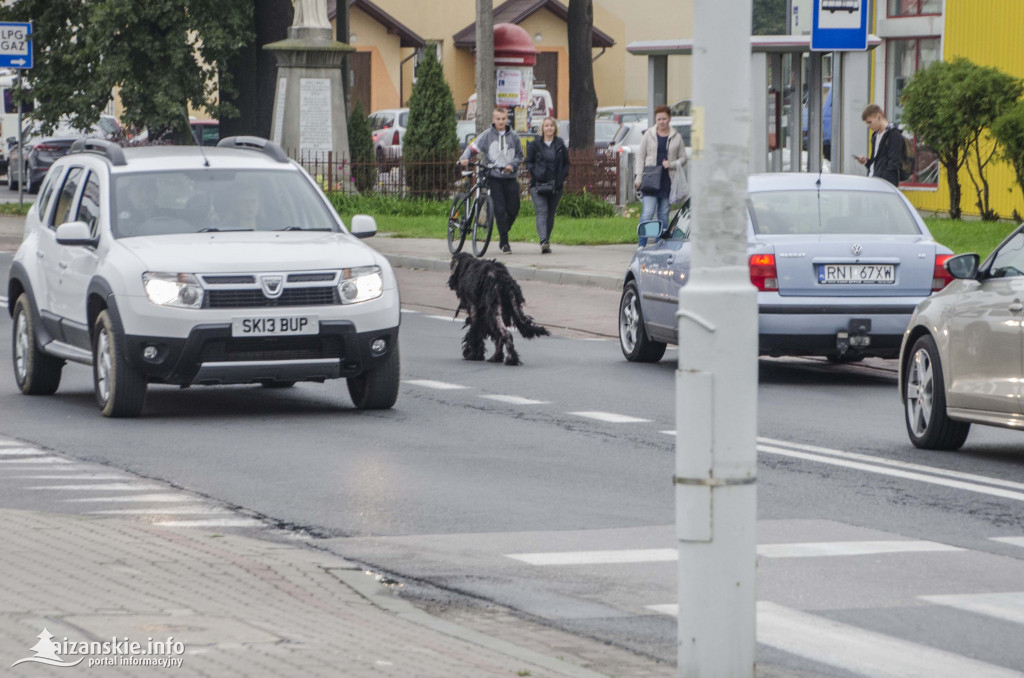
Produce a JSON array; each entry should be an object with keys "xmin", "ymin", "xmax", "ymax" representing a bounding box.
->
[{"xmin": 452, "ymin": 0, "xmax": 615, "ymax": 50}]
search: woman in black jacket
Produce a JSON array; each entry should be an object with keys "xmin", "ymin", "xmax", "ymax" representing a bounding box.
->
[{"xmin": 525, "ymin": 117, "xmax": 570, "ymax": 254}]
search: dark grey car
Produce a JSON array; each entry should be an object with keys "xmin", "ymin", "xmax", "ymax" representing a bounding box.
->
[{"xmin": 8, "ymin": 121, "xmax": 107, "ymax": 193}]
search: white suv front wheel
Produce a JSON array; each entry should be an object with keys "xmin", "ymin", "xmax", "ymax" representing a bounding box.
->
[
  {"xmin": 12, "ymin": 294, "xmax": 63, "ymax": 395},
  {"xmin": 92, "ymin": 310, "xmax": 147, "ymax": 418},
  {"xmin": 347, "ymin": 345, "xmax": 400, "ymax": 410}
]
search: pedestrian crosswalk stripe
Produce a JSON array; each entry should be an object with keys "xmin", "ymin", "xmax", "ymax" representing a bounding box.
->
[
  {"xmin": 91, "ymin": 506, "xmax": 233, "ymax": 515},
  {"xmin": 403, "ymin": 379, "xmax": 469, "ymax": 390},
  {"xmin": 992, "ymin": 537, "xmax": 1024, "ymax": 548},
  {"xmin": 0, "ymin": 448, "xmax": 46, "ymax": 456},
  {"xmin": 509, "ymin": 549, "xmax": 677, "ymax": 566},
  {"xmin": 480, "ymin": 394, "xmax": 550, "ymax": 405},
  {"xmin": 0, "ymin": 457, "xmax": 77, "ymax": 465},
  {"xmin": 28, "ymin": 483, "xmax": 166, "ymax": 491},
  {"xmin": 648, "ymin": 602, "xmax": 1024, "ymax": 678},
  {"xmin": 567, "ymin": 411, "xmax": 651, "ymax": 424},
  {"xmin": 509, "ymin": 540, "xmax": 962, "ymax": 566},
  {"xmin": 63, "ymin": 493, "xmax": 196, "ymax": 503},
  {"xmin": 919, "ymin": 592, "xmax": 1024, "ymax": 626},
  {"xmin": 12, "ymin": 474, "xmax": 130, "ymax": 480},
  {"xmin": 154, "ymin": 518, "xmax": 264, "ymax": 528},
  {"xmin": 758, "ymin": 540, "xmax": 962, "ymax": 558}
]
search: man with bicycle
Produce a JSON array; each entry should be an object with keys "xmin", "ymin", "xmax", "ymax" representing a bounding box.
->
[{"xmin": 461, "ymin": 107, "xmax": 523, "ymax": 254}]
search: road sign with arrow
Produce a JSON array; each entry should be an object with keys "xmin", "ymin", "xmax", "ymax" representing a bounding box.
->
[{"xmin": 0, "ymin": 22, "xmax": 32, "ymax": 69}]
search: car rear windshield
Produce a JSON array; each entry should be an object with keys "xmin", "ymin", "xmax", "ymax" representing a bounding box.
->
[
  {"xmin": 749, "ymin": 190, "xmax": 921, "ymax": 236},
  {"xmin": 110, "ymin": 169, "xmax": 339, "ymax": 238}
]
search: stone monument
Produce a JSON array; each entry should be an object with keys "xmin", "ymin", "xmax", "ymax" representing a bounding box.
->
[{"xmin": 265, "ymin": 0, "xmax": 354, "ymax": 160}]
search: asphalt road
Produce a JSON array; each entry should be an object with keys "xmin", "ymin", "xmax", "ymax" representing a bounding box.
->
[{"xmin": 3, "ymin": 251, "xmax": 1024, "ymax": 676}]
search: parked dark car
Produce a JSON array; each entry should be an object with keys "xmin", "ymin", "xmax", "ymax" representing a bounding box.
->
[{"xmin": 7, "ymin": 119, "xmax": 109, "ymax": 192}]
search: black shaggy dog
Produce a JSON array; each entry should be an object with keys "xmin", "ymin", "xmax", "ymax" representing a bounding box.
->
[{"xmin": 447, "ymin": 253, "xmax": 549, "ymax": 365}]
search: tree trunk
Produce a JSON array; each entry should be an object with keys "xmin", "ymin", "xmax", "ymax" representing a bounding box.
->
[
  {"xmin": 944, "ymin": 158, "xmax": 962, "ymax": 220},
  {"xmin": 475, "ymin": 0, "xmax": 494, "ymax": 135},
  {"xmin": 567, "ymin": 0, "xmax": 596, "ymax": 151},
  {"xmin": 220, "ymin": 0, "xmax": 292, "ymax": 139}
]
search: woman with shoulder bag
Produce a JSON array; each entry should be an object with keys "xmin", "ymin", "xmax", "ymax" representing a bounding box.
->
[
  {"xmin": 525, "ymin": 117, "xmax": 570, "ymax": 254},
  {"xmin": 634, "ymin": 105, "xmax": 687, "ymax": 233}
]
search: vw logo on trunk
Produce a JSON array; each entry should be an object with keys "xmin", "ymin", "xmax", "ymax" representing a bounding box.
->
[
  {"xmin": 260, "ymin": 275, "xmax": 285, "ymax": 298},
  {"xmin": 850, "ymin": 244, "xmax": 863, "ymax": 256}
]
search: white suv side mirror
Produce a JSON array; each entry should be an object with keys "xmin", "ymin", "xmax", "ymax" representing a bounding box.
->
[
  {"xmin": 350, "ymin": 214, "xmax": 377, "ymax": 239},
  {"xmin": 56, "ymin": 221, "xmax": 97, "ymax": 247}
]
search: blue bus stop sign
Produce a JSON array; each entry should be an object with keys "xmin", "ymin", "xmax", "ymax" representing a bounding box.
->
[
  {"xmin": 811, "ymin": 0, "xmax": 868, "ymax": 52},
  {"xmin": 0, "ymin": 22, "xmax": 32, "ymax": 69}
]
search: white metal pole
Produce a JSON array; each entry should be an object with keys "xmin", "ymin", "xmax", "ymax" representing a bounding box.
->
[{"xmin": 676, "ymin": 0, "xmax": 757, "ymax": 674}]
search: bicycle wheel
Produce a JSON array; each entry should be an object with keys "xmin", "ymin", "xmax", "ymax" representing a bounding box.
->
[
  {"xmin": 447, "ymin": 192, "xmax": 471, "ymax": 254},
  {"xmin": 471, "ymin": 193, "xmax": 495, "ymax": 257}
]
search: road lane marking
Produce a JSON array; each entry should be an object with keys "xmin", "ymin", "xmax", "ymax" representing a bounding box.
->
[
  {"xmin": 757, "ymin": 540, "xmax": 962, "ymax": 558},
  {"xmin": 63, "ymin": 494, "xmax": 196, "ymax": 503},
  {"xmin": 426, "ymin": 315, "xmax": 460, "ymax": 323},
  {"xmin": 28, "ymin": 483, "xmax": 166, "ymax": 491},
  {"xmin": 154, "ymin": 518, "xmax": 264, "ymax": 528},
  {"xmin": 509, "ymin": 540, "xmax": 960, "ymax": 566},
  {"xmin": 509, "ymin": 549, "xmax": 678, "ymax": 566},
  {"xmin": 480, "ymin": 394, "xmax": 550, "ymax": 405},
  {"xmin": 400, "ymin": 308, "xmax": 420, "ymax": 314},
  {"xmin": 91, "ymin": 507, "xmax": 233, "ymax": 515},
  {"xmin": 760, "ymin": 437, "xmax": 1024, "ymax": 492},
  {"xmin": 919, "ymin": 592, "xmax": 1024, "ymax": 626},
  {"xmin": 403, "ymin": 379, "xmax": 469, "ymax": 390},
  {"xmin": 648, "ymin": 602, "xmax": 1024, "ymax": 678},
  {"xmin": 759, "ymin": 443, "xmax": 1024, "ymax": 504},
  {"xmin": 0, "ymin": 294, "xmax": 7, "ymax": 305},
  {"xmin": 661, "ymin": 430, "xmax": 675, "ymax": 436},
  {"xmin": 568, "ymin": 411, "xmax": 652, "ymax": 424},
  {"xmin": 992, "ymin": 537, "xmax": 1024, "ymax": 548}
]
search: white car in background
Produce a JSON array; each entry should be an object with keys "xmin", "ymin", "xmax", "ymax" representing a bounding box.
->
[
  {"xmin": 8, "ymin": 136, "xmax": 401, "ymax": 417},
  {"xmin": 368, "ymin": 108, "xmax": 408, "ymax": 165}
]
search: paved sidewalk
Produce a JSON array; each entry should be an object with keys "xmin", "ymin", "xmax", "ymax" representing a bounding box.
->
[
  {"xmin": 0, "ymin": 214, "xmax": 23, "ymax": 251},
  {"xmin": 0, "ymin": 506, "xmax": 632, "ymax": 677}
]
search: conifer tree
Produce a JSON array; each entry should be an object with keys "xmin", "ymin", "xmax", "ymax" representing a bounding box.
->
[
  {"xmin": 348, "ymin": 100, "xmax": 376, "ymax": 194},
  {"xmin": 403, "ymin": 43, "xmax": 459, "ymax": 198}
]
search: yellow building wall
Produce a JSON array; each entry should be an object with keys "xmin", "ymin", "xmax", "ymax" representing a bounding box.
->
[
  {"xmin": 335, "ymin": 7, "xmax": 403, "ymax": 111},
  {"xmin": 905, "ymin": 0, "xmax": 1024, "ymax": 218}
]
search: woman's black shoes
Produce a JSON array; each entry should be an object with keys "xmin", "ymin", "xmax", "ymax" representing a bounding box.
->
[{"xmin": 540, "ymin": 242, "xmax": 551, "ymax": 254}]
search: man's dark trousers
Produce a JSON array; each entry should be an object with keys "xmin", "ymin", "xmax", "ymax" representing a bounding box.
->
[{"xmin": 489, "ymin": 177, "xmax": 520, "ymax": 247}]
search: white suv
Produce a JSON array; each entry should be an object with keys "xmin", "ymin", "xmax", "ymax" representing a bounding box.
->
[{"xmin": 7, "ymin": 137, "xmax": 401, "ymax": 417}]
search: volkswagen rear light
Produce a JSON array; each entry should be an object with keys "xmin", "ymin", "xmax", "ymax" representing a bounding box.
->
[
  {"xmin": 933, "ymin": 253, "xmax": 954, "ymax": 291},
  {"xmin": 749, "ymin": 254, "xmax": 778, "ymax": 291}
]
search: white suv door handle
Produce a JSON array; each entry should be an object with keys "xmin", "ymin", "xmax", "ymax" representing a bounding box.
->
[
  {"xmin": 36, "ymin": 251, "xmax": 44, "ymax": 259},
  {"xmin": 58, "ymin": 262, "xmax": 68, "ymax": 270},
  {"xmin": 1010, "ymin": 301, "xmax": 1023, "ymax": 313}
]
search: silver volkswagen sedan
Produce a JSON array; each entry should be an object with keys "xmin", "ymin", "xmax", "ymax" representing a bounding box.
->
[
  {"xmin": 619, "ymin": 173, "xmax": 954, "ymax": 363},
  {"xmin": 899, "ymin": 226, "xmax": 1024, "ymax": 450}
]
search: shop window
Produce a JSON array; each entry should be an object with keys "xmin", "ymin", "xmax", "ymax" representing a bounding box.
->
[{"xmin": 887, "ymin": 37, "xmax": 941, "ymax": 186}]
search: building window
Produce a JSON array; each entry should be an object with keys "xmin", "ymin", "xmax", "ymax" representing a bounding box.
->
[
  {"xmin": 888, "ymin": 0, "xmax": 942, "ymax": 16},
  {"xmin": 887, "ymin": 37, "xmax": 941, "ymax": 185}
]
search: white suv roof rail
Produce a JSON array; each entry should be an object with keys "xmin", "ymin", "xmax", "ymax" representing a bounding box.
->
[
  {"xmin": 216, "ymin": 136, "xmax": 289, "ymax": 163},
  {"xmin": 69, "ymin": 138, "xmax": 127, "ymax": 166}
]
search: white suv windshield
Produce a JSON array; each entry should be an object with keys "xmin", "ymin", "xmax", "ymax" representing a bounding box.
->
[{"xmin": 110, "ymin": 169, "xmax": 339, "ymax": 238}]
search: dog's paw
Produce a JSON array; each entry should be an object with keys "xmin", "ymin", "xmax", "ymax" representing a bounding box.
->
[
  {"xmin": 487, "ymin": 353, "xmax": 504, "ymax": 363},
  {"xmin": 504, "ymin": 356, "xmax": 522, "ymax": 366}
]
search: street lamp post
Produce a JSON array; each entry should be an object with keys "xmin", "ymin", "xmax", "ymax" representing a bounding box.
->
[{"xmin": 675, "ymin": 0, "xmax": 757, "ymax": 675}]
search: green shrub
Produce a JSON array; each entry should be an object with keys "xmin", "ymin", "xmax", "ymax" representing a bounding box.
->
[
  {"xmin": 328, "ymin": 193, "xmax": 451, "ymax": 218},
  {"xmin": 556, "ymin": 191, "xmax": 616, "ymax": 218},
  {"xmin": 347, "ymin": 100, "xmax": 376, "ymax": 194}
]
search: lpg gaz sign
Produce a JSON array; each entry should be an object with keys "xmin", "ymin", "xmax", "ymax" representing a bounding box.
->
[{"xmin": 0, "ymin": 22, "xmax": 32, "ymax": 69}]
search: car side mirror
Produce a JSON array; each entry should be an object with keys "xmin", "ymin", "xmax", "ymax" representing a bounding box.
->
[
  {"xmin": 945, "ymin": 253, "xmax": 979, "ymax": 280},
  {"xmin": 638, "ymin": 220, "xmax": 663, "ymax": 245},
  {"xmin": 350, "ymin": 214, "xmax": 377, "ymax": 239},
  {"xmin": 55, "ymin": 221, "xmax": 98, "ymax": 247}
]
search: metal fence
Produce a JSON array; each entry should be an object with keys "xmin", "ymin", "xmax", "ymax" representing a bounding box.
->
[{"xmin": 290, "ymin": 148, "xmax": 620, "ymax": 203}]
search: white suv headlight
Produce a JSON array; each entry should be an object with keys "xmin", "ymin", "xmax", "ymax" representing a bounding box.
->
[
  {"xmin": 338, "ymin": 266, "xmax": 383, "ymax": 304},
  {"xmin": 143, "ymin": 272, "xmax": 204, "ymax": 309}
]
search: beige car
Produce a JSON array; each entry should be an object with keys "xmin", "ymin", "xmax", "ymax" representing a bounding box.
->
[{"xmin": 900, "ymin": 226, "xmax": 1024, "ymax": 449}]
